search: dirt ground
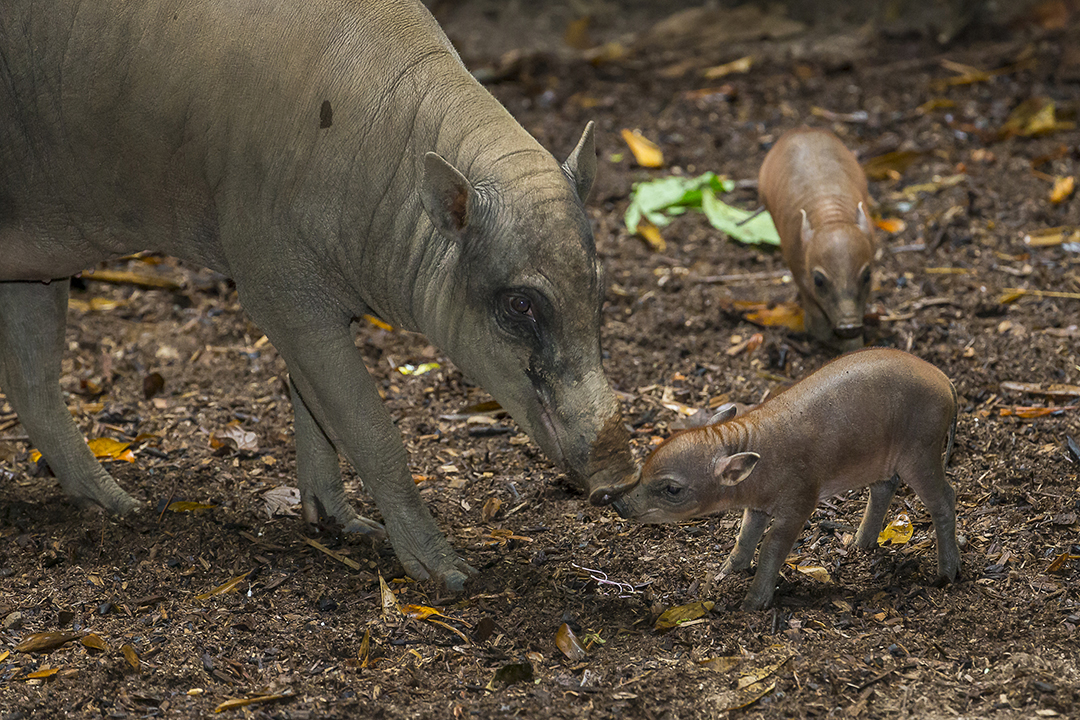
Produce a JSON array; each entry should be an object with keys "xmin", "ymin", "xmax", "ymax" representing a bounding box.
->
[{"xmin": 2, "ymin": 3, "xmax": 1079, "ymax": 719}]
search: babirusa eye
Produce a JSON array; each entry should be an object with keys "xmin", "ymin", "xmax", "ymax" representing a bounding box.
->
[{"xmin": 507, "ymin": 294, "xmax": 532, "ymax": 317}]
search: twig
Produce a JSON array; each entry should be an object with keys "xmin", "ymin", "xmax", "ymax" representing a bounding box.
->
[
  {"xmin": 693, "ymin": 269, "xmax": 792, "ymax": 285},
  {"xmin": 1001, "ymin": 287, "xmax": 1080, "ymax": 301},
  {"xmin": 302, "ymin": 537, "xmax": 362, "ymax": 570},
  {"xmin": 80, "ymin": 269, "xmax": 182, "ymax": 290},
  {"xmin": 571, "ymin": 563, "xmax": 646, "ymax": 598}
]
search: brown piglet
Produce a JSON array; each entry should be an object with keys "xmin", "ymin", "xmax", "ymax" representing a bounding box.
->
[
  {"xmin": 758, "ymin": 127, "xmax": 875, "ymax": 351},
  {"xmin": 612, "ymin": 348, "xmax": 960, "ymax": 611}
]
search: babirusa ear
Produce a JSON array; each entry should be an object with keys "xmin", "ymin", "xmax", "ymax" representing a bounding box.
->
[
  {"xmin": 421, "ymin": 152, "xmax": 474, "ymax": 240},
  {"xmin": 856, "ymin": 201, "xmax": 873, "ymax": 236},
  {"xmin": 799, "ymin": 208, "xmax": 813, "ymax": 243},
  {"xmin": 707, "ymin": 402, "xmax": 738, "ymax": 426},
  {"xmin": 712, "ymin": 452, "xmax": 760, "ymax": 486},
  {"xmin": 561, "ymin": 121, "xmax": 596, "ymax": 203}
]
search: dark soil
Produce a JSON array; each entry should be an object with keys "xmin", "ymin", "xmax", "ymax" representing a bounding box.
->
[{"xmin": 2, "ymin": 4, "xmax": 1079, "ymax": 719}]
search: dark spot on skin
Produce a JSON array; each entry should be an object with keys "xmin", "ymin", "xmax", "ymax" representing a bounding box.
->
[
  {"xmin": 320, "ymin": 100, "xmax": 333, "ymax": 129},
  {"xmin": 448, "ymin": 184, "xmax": 468, "ymax": 229}
]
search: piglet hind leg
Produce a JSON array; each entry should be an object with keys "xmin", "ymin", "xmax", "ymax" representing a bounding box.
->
[
  {"xmin": 289, "ymin": 379, "xmax": 386, "ymax": 539},
  {"xmin": 719, "ymin": 508, "xmax": 770, "ymax": 576},
  {"xmin": 903, "ymin": 457, "xmax": 961, "ymax": 584},
  {"xmin": 0, "ymin": 280, "xmax": 142, "ymax": 515},
  {"xmin": 854, "ymin": 475, "xmax": 901, "ymax": 550},
  {"xmin": 742, "ymin": 507, "xmax": 813, "ymax": 611}
]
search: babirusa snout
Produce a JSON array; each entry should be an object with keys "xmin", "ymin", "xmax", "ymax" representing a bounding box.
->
[{"xmin": 582, "ymin": 412, "xmax": 637, "ymax": 505}]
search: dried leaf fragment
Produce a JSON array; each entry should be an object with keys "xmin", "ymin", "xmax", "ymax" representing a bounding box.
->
[
  {"xmin": 358, "ymin": 626, "xmax": 372, "ymax": 668},
  {"xmin": 23, "ymin": 667, "xmax": 60, "ymax": 680},
  {"xmin": 743, "ymin": 302, "xmax": 805, "ymax": 332},
  {"xmin": 363, "ymin": 314, "xmax": 393, "ymax": 331},
  {"xmin": 630, "ymin": 219, "xmax": 663, "ymax": 253},
  {"xmin": 397, "ymin": 362, "xmax": 440, "ymax": 376},
  {"xmin": 1050, "ymin": 176, "xmax": 1075, "ymax": 204},
  {"xmin": 167, "ymin": 500, "xmax": 217, "ymax": 512},
  {"xmin": 379, "ymin": 573, "xmax": 399, "ymax": 616},
  {"xmin": 15, "ymin": 631, "xmax": 83, "ymax": 653},
  {"xmin": 702, "ymin": 55, "xmax": 752, "ymax": 79},
  {"xmin": 81, "ymin": 633, "xmax": 108, "ymax": 652},
  {"xmin": 194, "ymin": 571, "xmax": 252, "ymax": 601},
  {"xmin": 210, "ymin": 425, "xmax": 259, "ymax": 453},
  {"xmin": 121, "ymin": 643, "xmax": 141, "ymax": 671},
  {"xmin": 1047, "ymin": 553, "xmax": 1080, "ymax": 573},
  {"xmin": 481, "ymin": 497, "xmax": 503, "ymax": 522},
  {"xmin": 794, "ymin": 564, "xmax": 832, "ymax": 583},
  {"xmin": 875, "ymin": 217, "xmax": 907, "ymax": 234},
  {"xmin": 555, "ymin": 623, "xmax": 587, "ymax": 661},
  {"xmin": 654, "ymin": 601, "xmax": 714, "ymax": 630},
  {"xmin": 401, "ymin": 604, "xmax": 446, "ymax": 621},
  {"xmin": 878, "ymin": 513, "xmax": 914, "ymax": 546},
  {"xmin": 213, "ymin": 692, "xmax": 294, "ymax": 713},
  {"xmin": 620, "ymin": 129, "xmax": 664, "ymax": 168}
]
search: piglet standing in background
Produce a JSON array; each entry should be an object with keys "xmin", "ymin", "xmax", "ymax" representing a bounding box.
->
[
  {"xmin": 758, "ymin": 127, "xmax": 875, "ymax": 351},
  {"xmin": 613, "ymin": 348, "xmax": 961, "ymax": 610}
]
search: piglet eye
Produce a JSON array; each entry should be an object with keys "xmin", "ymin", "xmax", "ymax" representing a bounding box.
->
[
  {"xmin": 861, "ymin": 267, "xmax": 872, "ymax": 285},
  {"xmin": 506, "ymin": 294, "xmax": 532, "ymax": 317},
  {"xmin": 813, "ymin": 271, "xmax": 826, "ymax": 288},
  {"xmin": 665, "ymin": 484, "xmax": 683, "ymax": 498}
]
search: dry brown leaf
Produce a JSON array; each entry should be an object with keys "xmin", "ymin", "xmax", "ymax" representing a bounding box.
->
[
  {"xmin": 358, "ymin": 626, "xmax": 372, "ymax": 668},
  {"xmin": 166, "ymin": 500, "xmax": 217, "ymax": 512},
  {"xmin": 999, "ymin": 382, "xmax": 1080, "ymax": 400},
  {"xmin": 555, "ymin": 623, "xmax": 587, "ymax": 661},
  {"xmin": 22, "ymin": 667, "xmax": 60, "ymax": 680},
  {"xmin": 1047, "ymin": 553, "xmax": 1080, "ymax": 573},
  {"xmin": 481, "ymin": 497, "xmax": 502, "ymax": 522},
  {"xmin": 121, "ymin": 643, "xmax": 141, "ymax": 671},
  {"xmin": 654, "ymin": 601, "xmax": 714, "ymax": 630},
  {"xmin": 379, "ymin": 573, "xmax": 399, "ymax": 616},
  {"xmin": 794, "ymin": 564, "xmax": 832, "ymax": 583},
  {"xmin": 999, "ymin": 406, "xmax": 1076, "ymax": 419},
  {"xmin": 80, "ymin": 633, "xmax": 108, "ymax": 652},
  {"xmin": 620, "ymin": 129, "xmax": 664, "ymax": 168},
  {"xmin": 862, "ymin": 150, "xmax": 924, "ymax": 181},
  {"xmin": 15, "ymin": 631, "xmax": 83, "ymax": 653},
  {"xmin": 210, "ymin": 424, "xmax": 259, "ymax": 453}
]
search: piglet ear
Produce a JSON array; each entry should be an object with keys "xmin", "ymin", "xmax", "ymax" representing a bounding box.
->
[
  {"xmin": 856, "ymin": 201, "xmax": 873, "ymax": 236},
  {"xmin": 799, "ymin": 209, "xmax": 813, "ymax": 244},
  {"xmin": 713, "ymin": 452, "xmax": 760, "ymax": 486},
  {"xmin": 561, "ymin": 121, "xmax": 596, "ymax": 203},
  {"xmin": 707, "ymin": 403, "xmax": 739, "ymax": 426},
  {"xmin": 421, "ymin": 152, "xmax": 474, "ymax": 241}
]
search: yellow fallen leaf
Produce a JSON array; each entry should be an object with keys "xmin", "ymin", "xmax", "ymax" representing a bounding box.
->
[
  {"xmin": 1047, "ymin": 553, "xmax": 1080, "ymax": 573},
  {"xmin": 620, "ymin": 129, "xmax": 664, "ymax": 168},
  {"xmin": 743, "ymin": 302, "xmax": 805, "ymax": 332},
  {"xmin": 1050, "ymin": 176, "xmax": 1075, "ymax": 204},
  {"xmin": 636, "ymin": 220, "xmax": 666, "ymax": 252},
  {"xmin": 999, "ymin": 405, "xmax": 1076, "ymax": 419},
  {"xmin": 397, "ymin": 362, "xmax": 440, "ymax": 376},
  {"xmin": 0, "ymin": 650, "xmax": 9, "ymax": 662},
  {"xmin": 654, "ymin": 601, "xmax": 714, "ymax": 631},
  {"xmin": 87, "ymin": 437, "xmax": 136, "ymax": 463},
  {"xmin": 23, "ymin": 667, "xmax": 60, "ymax": 680},
  {"xmin": 363, "ymin": 314, "xmax": 393, "ymax": 331},
  {"xmin": 878, "ymin": 513, "xmax": 914, "ymax": 546},
  {"xmin": 401, "ymin": 604, "xmax": 446, "ymax": 621},
  {"xmin": 875, "ymin": 217, "xmax": 907, "ymax": 234},
  {"xmin": 702, "ymin": 55, "xmax": 752, "ymax": 80}
]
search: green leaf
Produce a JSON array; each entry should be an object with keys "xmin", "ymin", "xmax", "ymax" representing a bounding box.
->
[
  {"xmin": 624, "ymin": 172, "xmax": 734, "ymax": 234},
  {"xmin": 700, "ymin": 188, "xmax": 781, "ymax": 245}
]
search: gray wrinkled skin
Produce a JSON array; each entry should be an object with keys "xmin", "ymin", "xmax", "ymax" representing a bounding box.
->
[
  {"xmin": 0, "ymin": 0, "xmax": 635, "ymax": 592},
  {"xmin": 614, "ymin": 349, "xmax": 960, "ymax": 610}
]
